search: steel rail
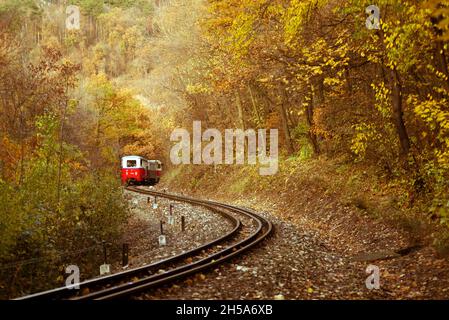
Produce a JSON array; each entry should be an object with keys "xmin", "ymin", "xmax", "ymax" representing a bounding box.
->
[
  {"xmin": 15, "ymin": 190, "xmax": 240, "ymax": 300},
  {"xmin": 86, "ymin": 187, "xmax": 273, "ymax": 300},
  {"xmin": 16, "ymin": 187, "xmax": 273, "ymax": 300}
]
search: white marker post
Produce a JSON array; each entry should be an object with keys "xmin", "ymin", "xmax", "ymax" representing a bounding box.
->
[
  {"xmin": 159, "ymin": 221, "xmax": 166, "ymax": 246},
  {"xmin": 100, "ymin": 241, "xmax": 111, "ymax": 276},
  {"xmin": 153, "ymin": 196, "xmax": 158, "ymax": 209},
  {"xmin": 158, "ymin": 235, "xmax": 167, "ymax": 246},
  {"xmin": 100, "ymin": 264, "xmax": 110, "ymax": 275},
  {"xmin": 168, "ymin": 203, "xmax": 174, "ymax": 225}
]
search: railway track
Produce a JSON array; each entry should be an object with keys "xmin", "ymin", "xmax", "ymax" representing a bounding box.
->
[{"xmin": 16, "ymin": 187, "xmax": 273, "ymax": 300}]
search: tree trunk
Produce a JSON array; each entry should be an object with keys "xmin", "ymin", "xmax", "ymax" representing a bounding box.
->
[
  {"xmin": 57, "ymin": 83, "xmax": 69, "ymax": 206},
  {"xmin": 248, "ymin": 85, "xmax": 262, "ymax": 127},
  {"xmin": 378, "ymin": 29, "xmax": 411, "ymax": 156},
  {"xmin": 18, "ymin": 106, "xmax": 24, "ymax": 185},
  {"xmin": 431, "ymin": 15, "xmax": 449, "ymax": 90},
  {"xmin": 390, "ymin": 67, "xmax": 410, "ymax": 155},
  {"xmin": 306, "ymin": 88, "xmax": 320, "ymax": 155},
  {"xmin": 316, "ymin": 77, "xmax": 325, "ymax": 105},
  {"xmin": 345, "ymin": 67, "xmax": 353, "ymax": 93},
  {"xmin": 278, "ymin": 90, "xmax": 294, "ymax": 155},
  {"xmin": 435, "ymin": 41, "xmax": 449, "ymax": 91},
  {"xmin": 235, "ymin": 91, "xmax": 245, "ymax": 130}
]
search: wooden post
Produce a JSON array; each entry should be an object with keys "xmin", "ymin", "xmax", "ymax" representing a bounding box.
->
[
  {"xmin": 102, "ymin": 241, "xmax": 107, "ymax": 264},
  {"xmin": 160, "ymin": 221, "xmax": 164, "ymax": 235},
  {"xmin": 122, "ymin": 243, "xmax": 129, "ymax": 267}
]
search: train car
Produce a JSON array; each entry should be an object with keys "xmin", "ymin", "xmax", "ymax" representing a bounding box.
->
[
  {"xmin": 121, "ymin": 156, "xmax": 162, "ymax": 186},
  {"xmin": 147, "ymin": 160, "xmax": 162, "ymax": 184}
]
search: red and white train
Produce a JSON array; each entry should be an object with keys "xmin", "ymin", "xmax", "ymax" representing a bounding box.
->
[{"xmin": 121, "ymin": 156, "xmax": 162, "ymax": 186}]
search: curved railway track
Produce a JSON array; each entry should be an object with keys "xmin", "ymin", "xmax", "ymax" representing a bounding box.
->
[{"xmin": 16, "ymin": 187, "xmax": 273, "ymax": 300}]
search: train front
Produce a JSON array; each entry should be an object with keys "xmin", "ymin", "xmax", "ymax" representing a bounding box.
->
[{"xmin": 121, "ymin": 156, "xmax": 146, "ymax": 185}]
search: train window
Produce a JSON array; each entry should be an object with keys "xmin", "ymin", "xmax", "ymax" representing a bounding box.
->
[{"xmin": 127, "ymin": 160, "xmax": 137, "ymax": 168}]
